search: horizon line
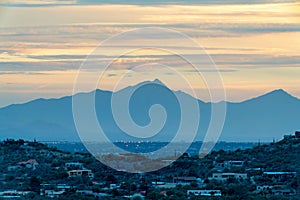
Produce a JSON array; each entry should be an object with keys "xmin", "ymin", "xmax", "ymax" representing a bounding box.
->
[{"xmin": 0, "ymin": 78, "xmax": 297, "ymax": 109}]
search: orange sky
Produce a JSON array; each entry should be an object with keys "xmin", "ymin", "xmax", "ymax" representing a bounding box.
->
[{"xmin": 0, "ymin": 2, "xmax": 299, "ymax": 107}]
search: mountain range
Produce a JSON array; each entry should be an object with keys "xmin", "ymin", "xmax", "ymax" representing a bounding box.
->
[{"xmin": 0, "ymin": 79, "xmax": 299, "ymax": 142}]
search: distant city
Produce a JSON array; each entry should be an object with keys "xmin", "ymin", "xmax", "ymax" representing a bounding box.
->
[{"xmin": 45, "ymin": 141, "xmax": 256, "ymax": 155}]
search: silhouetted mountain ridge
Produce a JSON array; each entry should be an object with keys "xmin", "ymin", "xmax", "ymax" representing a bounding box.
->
[
  {"xmin": 0, "ymin": 80, "xmax": 299, "ymax": 142},
  {"xmin": 241, "ymin": 89, "xmax": 299, "ymax": 104}
]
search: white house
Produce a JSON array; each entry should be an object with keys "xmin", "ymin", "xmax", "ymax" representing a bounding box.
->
[
  {"xmin": 68, "ymin": 169, "xmax": 94, "ymax": 178},
  {"xmin": 263, "ymin": 172, "xmax": 297, "ymax": 179},
  {"xmin": 256, "ymin": 185, "xmax": 273, "ymax": 191},
  {"xmin": 187, "ymin": 190, "xmax": 221, "ymax": 196},
  {"xmin": 209, "ymin": 173, "xmax": 247, "ymax": 181},
  {"xmin": 44, "ymin": 190, "xmax": 65, "ymax": 198}
]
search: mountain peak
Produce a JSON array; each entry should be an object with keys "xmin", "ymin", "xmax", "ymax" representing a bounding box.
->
[
  {"xmin": 270, "ymin": 89, "xmax": 286, "ymax": 94},
  {"xmin": 116, "ymin": 79, "xmax": 167, "ymax": 94},
  {"xmin": 134, "ymin": 79, "xmax": 166, "ymax": 87},
  {"xmin": 264, "ymin": 89, "xmax": 292, "ymax": 98},
  {"xmin": 151, "ymin": 78, "xmax": 165, "ymax": 85},
  {"xmin": 241, "ymin": 88, "xmax": 298, "ymax": 104}
]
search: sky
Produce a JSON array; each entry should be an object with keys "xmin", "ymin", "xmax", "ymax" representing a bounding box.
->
[{"xmin": 0, "ymin": 0, "xmax": 299, "ymax": 107}]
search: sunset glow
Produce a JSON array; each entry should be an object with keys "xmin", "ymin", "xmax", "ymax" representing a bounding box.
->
[{"xmin": 0, "ymin": 1, "xmax": 299, "ymax": 107}]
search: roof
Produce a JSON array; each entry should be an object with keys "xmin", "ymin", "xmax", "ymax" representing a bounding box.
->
[
  {"xmin": 65, "ymin": 162, "xmax": 83, "ymax": 165},
  {"xmin": 188, "ymin": 190, "xmax": 221, "ymax": 192},
  {"xmin": 174, "ymin": 177, "xmax": 197, "ymax": 181},
  {"xmin": 263, "ymin": 172, "xmax": 297, "ymax": 175},
  {"xmin": 69, "ymin": 169, "xmax": 92, "ymax": 172},
  {"xmin": 17, "ymin": 159, "xmax": 38, "ymax": 165},
  {"xmin": 213, "ymin": 173, "xmax": 247, "ymax": 175}
]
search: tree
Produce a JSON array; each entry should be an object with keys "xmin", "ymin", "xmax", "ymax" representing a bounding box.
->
[
  {"xmin": 105, "ymin": 174, "xmax": 118, "ymax": 184},
  {"xmin": 29, "ymin": 176, "xmax": 41, "ymax": 193}
]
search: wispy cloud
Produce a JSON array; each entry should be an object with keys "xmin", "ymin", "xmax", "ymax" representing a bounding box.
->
[
  {"xmin": 0, "ymin": 1, "xmax": 299, "ymax": 107},
  {"xmin": 1, "ymin": 0, "xmax": 298, "ymax": 6},
  {"xmin": 0, "ymin": 0, "xmax": 75, "ymax": 6}
]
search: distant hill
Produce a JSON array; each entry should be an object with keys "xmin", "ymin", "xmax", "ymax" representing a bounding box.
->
[
  {"xmin": 0, "ymin": 134, "xmax": 298, "ymax": 198},
  {"xmin": 0, "ymin": 80, "xmax": 299, "ymax": 142}
]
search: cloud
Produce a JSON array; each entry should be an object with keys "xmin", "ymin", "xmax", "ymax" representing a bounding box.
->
[
  {"xmin": 0, "ymin": 71, "xmax": 50, "ymax": 75},
  {"xmin": 0, "ymin": 1, "xmax": 299, "ymax": 106},
  {"xmin": 0, "ymin": 0, "xmax": 75, "ymax": 6},
  {"xmin": 107, "ymin": 73, "xmax": 117, "ymax": 77},
  {"xmin": 183, "ymin": 69, "xmax": 238, "ymax": 73},
  {"xmin": 1, "ymin": 0, "xmax": 298, "ymax": 6},
  {"xmin": 1, "ymin": 53, "xmax": 299, "ymax": 73}
]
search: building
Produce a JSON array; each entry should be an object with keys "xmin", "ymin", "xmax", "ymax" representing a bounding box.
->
[
  {"xmin": 214, "ymin": 160, "xmax": 244, "ymax": 172},
  {"xmin": 224, "ymin": 160, "xmax": 244, "ymax": 167},
  {"xmin": 246, "ymin": 168, "xmax": 262, "ymax": 172},
  {"xmin": 255, "ymin": 185, "xmax": 296, "ymax": 196},
  {"xmin": 40, "ymin": 184, "xmax": 72, "ymax": 197},
  {"xmin": 187, "ymin": 190, "xmax": 221, "ymax": 197},
  {"xmin": 152, "ymin": 181, "xmax": 165, "ymax": 186},
  {"xmin": 209, "ymin": 173, "xmax": 247, "ymax": 181},
  {"xmin": 180, "ymin": 152, "xmax": 191, "ymax": 158},
  {"xmin": 156, "ymin": 183, "xmax": 177, "ymax": 188},
  {"xmin": 17, "ymin": 159, "xmax": 39, "ymax": 170},
  {"xmin": 7, "ymin": 165, "xmax": 22, "ymax": 171},
  {"xmin": 43, "ymin": 190, "xmax": 65, "ymax": 198},
  {"xmin": 0, "ymin": 190, "xmax": 31, "ymax": 198},
  {"xmin": 263, "ymin": 172, "xmax": 297, "ymax": 179},
  {"xmin": 65, "ymin": 162, "xmax": 84, "ymax": 170},
  {"xmin": 271, "ymin": 189, "xmax": 296, "ymax": 196},
  {"xmin": 215, "ymin": 160, "xmax": 244, "ymax": 168},
  {"xmin": 256, "ymin": 185, "xmax": 273, "ymax": 191},
  {"xmin": 173, "ymin": 177, "xmax": 197, "ymax": 183},
  {"xmin": 68, "ymin": 169, "xmax": 94, "ymax": 178},
  {"xmin": 76, "ymin": 190, "xmax": 111, "ymax": 198},
  {"xmin": 295, "ymin": 131, "xmax": 300, "ymax": 138}
]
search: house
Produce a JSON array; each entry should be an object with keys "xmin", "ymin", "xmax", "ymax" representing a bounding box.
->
[
  {"xmin": 44, "ymin": 190, "xmax": 65, "ymax": 198},
  {"xmin": 68, "ymin": 169, "xmax": 94, "ymax": 178},
  {"xmin": 76, "ymin": 190, "xmax": 111, "ymax": 198},
  {"xmin": 173, "ymin": 177, "xmax": 197, "ymax": 183},
  {"xmin": 256, "ymin": 185, "xmax": 273, "ymax": 191},
  {"xmin": 156, "ymin": 182, "xmax": 177, "ymax": 188},
  {"xmin": 215, "ymin": 160, "xmax": 244, "ymax": 167},
  {"xmin": 271, "ymin": 188, "xmax": 296, "ymax": 196},
  {"xmin": 255, "ymin": 185, "xmax": 296, "ymax": 196},
  {"xmin": 65, "ymin": 162, "xmax": 84, "ymax": 170},
  {"xmin": 209, "ymin": 173, "xmax": 247, "ymax": 181},
  {"xmin": 246, "ymin": 168, "xmax": 262, "ymax": 172},
  {"xmin": 214, "ymin": 165, "xmax": 225, "ymax": 172},
  {"xmin": 40, "ymin": 184, "xmax": 72, "ymax": 197},
  {"xmin": 0, "ymin": 190, "xmax": 21, "ymax": 199},
  {"xmin": 123, "ymin": 193, "xmax": 145, "ymax": 199},
  {"xmin": 17, "ymin": 159, "xmax": 39, "ymax": 170},
  {"xmin": 56, "ymin": 184, "xmax": 72, "ymax": 190},
  {"xmin": 7, "ymin": 165, "xmax": 22, "ymax": 171},
  {"xmin": 224, "ymin": 160, "xmax": 244, "ymax": 167},
  {"xmin": 110, "ymin": 184, "xmax": 119, "ymax": 189},
  {"xmin": 263, "ymin": 172, "xmax": 297, "ymax": 179},
  {"xmin": 187, "ymin": 190, "xmax": 221, "ymax": 196},
  {"xmin": 152, "ymin": 181, "xmax": 165, "ymax": 186},
  {"xmin": 0, "ymin": 190, "xmax": 31, "ymax": 198},
  {"xmin": 214, "ymin": 160, "xmax": 244, "ymax": 171},
  {"xmin": 20, "ymin": 143, "xmax": 34, "ymax": 150},
  {"xmin": 180, "ymin": 152, "xmax": 190, "ymax": 158}
]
